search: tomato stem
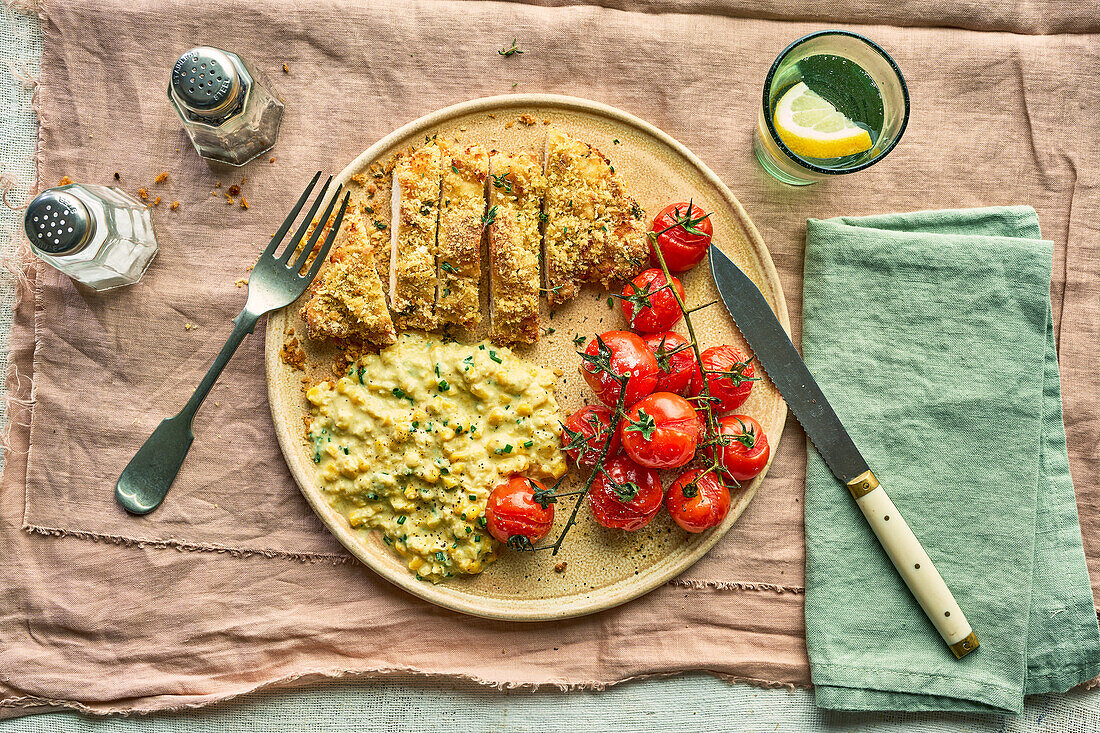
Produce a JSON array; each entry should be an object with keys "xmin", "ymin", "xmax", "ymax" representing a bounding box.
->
[{"xmin": 646, "ymin": 201, "xmax": 740, "ymax": 496}]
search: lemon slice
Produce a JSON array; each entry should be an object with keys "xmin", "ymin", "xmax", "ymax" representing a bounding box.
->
[{"xmin": 773, "ymin": 82, "xmax": 873, "ymax": 160}]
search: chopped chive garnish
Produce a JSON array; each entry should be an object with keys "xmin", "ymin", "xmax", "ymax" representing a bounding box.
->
[
  {"xmin": 489, "ymin": 351, "xmax": 503, "ymax": 363},
  {"xmin": 397, "ymin": 516, "xmax": 406, "ymax": 525},
  {"xmin": 438, "ymin": 380, "xmax": 450, "ymax": 391},
  {"xmin": 524, "ymin": 440, "xmax": 533, "ymax": 448}
]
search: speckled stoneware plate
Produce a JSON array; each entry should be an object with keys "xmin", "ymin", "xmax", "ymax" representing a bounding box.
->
[{"xmin": 265, "ymin": 94, "xmax": 789, "ymax": 621}]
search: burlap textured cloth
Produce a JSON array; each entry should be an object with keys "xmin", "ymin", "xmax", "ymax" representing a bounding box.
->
[{"xmin": 1, "ymin": 0, "xmax": 1098, "ymax": 717}]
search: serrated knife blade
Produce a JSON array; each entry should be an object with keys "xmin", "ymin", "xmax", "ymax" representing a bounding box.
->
[{"xmin": 708, "ymin": 245, "xmax": 978, "ymax": 659}]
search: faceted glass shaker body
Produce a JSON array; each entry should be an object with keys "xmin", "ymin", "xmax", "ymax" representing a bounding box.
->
[
  {"xmin": 27, "ymin": 184, "xmax": 158, "ymax": 291},
  {"xmin": 168, "ymin": 49, "xmax": 284, "ymax": 166}
]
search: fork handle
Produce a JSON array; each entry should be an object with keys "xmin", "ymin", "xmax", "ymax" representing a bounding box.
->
[
  {"xmin": 115, "ymin": 308, "xmax": 258, "ymax": 515},
  {"xmin": 180, "ymin": 309, "xmax": 259, "ymax": 422}
]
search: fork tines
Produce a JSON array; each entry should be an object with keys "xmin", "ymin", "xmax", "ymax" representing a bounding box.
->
[{"xmin": 262, "ymin": 171, "xmax": 351, "ymax": 280}]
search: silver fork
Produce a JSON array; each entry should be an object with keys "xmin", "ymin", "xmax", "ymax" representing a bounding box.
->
[{"xmin": 116, "ymin": 171, "xmax": 349, "ymax": 515}]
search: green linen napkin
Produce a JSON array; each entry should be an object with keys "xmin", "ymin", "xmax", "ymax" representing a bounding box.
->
[{"xmin": 802, "ymin": 207, "xmax": 1100, "ymax": 714}]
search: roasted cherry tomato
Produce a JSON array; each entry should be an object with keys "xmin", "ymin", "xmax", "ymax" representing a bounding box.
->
[
  {"xmin": 665, "ymin": 468, "xmax": 732, "ymax": 533},
  {"xmin": 711, "ymin": 414, "xmax": 771, "ymax": 481},
  {"xmin": 690, "ymin": 345, "xmax": 757, "ymax": 413},
  {"xmin": 620, "ymin": 392, "xmax": 700, "ymax": 469},
  {"xmin": 649, "ymin": 202, "xmax": 713, "ymax": 272},
  {"xmin": 588, "ymin": 456, "xmax": 663, "ymax": 531},
  {"xmin": 581, "ymin": 331, "xmax": 660, "ymax": 408},
  {"xmin": 643, "ymin": 331, "xmax": 697, "ymax": 396},
  {"xmin": 486, "ymin": 476, "xmax": 555, "ymax": 548},
  {"xmin": 561, "ymin": 405, "xmax": 621, "ymax": 468},
  {"xmin": 619, "ymin": 268, "xmax": 685, "ymax": 333}
]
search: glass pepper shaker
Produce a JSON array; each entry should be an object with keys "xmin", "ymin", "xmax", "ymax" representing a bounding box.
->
[
  {"xmin": 167, "ymin": 47, "xmax": 284, "ymax": 166},
  {"xmin": 24, "ymin": 184, "xmax": 159, "ymax": 291}
]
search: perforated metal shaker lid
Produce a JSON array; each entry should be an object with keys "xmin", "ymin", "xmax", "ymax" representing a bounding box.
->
[
  {"xmin": 171, "ymin": 47, "xmax": 240, "ymax": 114},
  {"xmin": 24, "ymin": 189, "xmax": 94, "ymax": 255}
]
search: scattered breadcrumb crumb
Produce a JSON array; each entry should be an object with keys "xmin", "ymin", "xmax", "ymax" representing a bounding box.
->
[
  {"xmin": 214, "ymin": 402, "xmax": 220, "ymax": 407},
  {"xmin": 487, "ymin": 114, "xmax": 495, "ymax": 119},
  {"xmin": 282, "ymin": 62, "xmax": 289, "ymax": 73},
  {"xmin": 542, "ymin": 118, "xmax": 551, "ymax": 125},
  {"xmin": 280, "ymin": 338, "xmax": 306, "ymax": 370},
  {"xmin": 518, "ymin": 114, "xmax": 537, "ymax": 126},
  {"xmin": 153, "ymin": 196, "xmax": 161, "ymax": 205},
  {"xmin": 58, "ymin": 175, "xmax": 73, "ymax": 186},
  {"xmin": 553, "ymin": 367, "xmax": 564, "ymax": 377},
  {"xmin": 170, "ymin": 201, "xmax": 180, "ymax": 211},
  {"xmin": 351, "ymin": 173, "xmax": 368, "ymax": 186},
  {"xmin": 225, "ymin": 193, "xmax": 234, "ymax": 204},
  {"xmin": 137, "ymin": 187, "xmax": 148, "ymax": 200},
  {"xmin": 154, "ymin": 171, "xmax": 168, "ymax": 184},
  {"xmin": 113, "ymin": 172, "xmax": 120, "ymax": 180},
  {"xmin": 184, "ymin": 323, "xmax": 194, "ymax": 330},
  {"xmin": 235, "ymin": 277, "xmax": 248, "ymax": 287},
  {"xmin": 240, "ymin": 198, "xmax": 249, "ymax": 210},
  {"xmin": 227, "ymin": 184, "xmax": 241, "ymax": 196},
  {"xmin": 215, "ymin": 182, "xmax": 222, "ymax": 188},
  {"xmin": 554, "ymin": 562, "xmax": 568, "ymax": 573},
  {"xmin": 505, "ymin": 120, "xmax": 515, "ymax": 130},
  {"xmin": 270, "ymin": 157, "xmax": 275, "ymax": 163}
]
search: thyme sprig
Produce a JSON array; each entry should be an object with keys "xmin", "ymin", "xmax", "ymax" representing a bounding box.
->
[{"xmin": 499, "ymin": 39, "xmax": 524, "ymax": 57}]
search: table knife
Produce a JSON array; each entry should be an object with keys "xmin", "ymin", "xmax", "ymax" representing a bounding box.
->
[{"xmin": 708, "ymin": 245, "xmax": 978, "ymax": 659}]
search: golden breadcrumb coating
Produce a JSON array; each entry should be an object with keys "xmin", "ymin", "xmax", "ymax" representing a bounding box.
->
[
  {"xmin": 301, "ymin": 208, "xmax": 397, "ymax": 346},
  {"xmin": 437, "ymin": 145, "xmax": 488, "ymax": 330},
  {"xmin": 488, "ymin": 151, "xmax": 544, "ymax": 345},
  {"xmin": 542, "ymin": 128, "xmax": 646, "ymax": 304},
  {"xmin": 389, "ymin": 145, "xmax": 442, "ymax": 331}
]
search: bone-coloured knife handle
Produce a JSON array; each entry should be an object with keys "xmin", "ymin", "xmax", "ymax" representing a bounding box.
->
[{"xmin": 846, "ymin": 471, "xmax": 979, "ymax": 659}]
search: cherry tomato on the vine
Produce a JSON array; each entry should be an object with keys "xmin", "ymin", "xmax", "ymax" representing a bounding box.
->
[
  {"xmin": 643, "ymin": 331, "xmax": 697, "ymax": 396},
  {"xmin": 649, "ymin": 202, "xmax": 713, "ymax": 272},
  {"xmin": 485, "ymin": 476, "xmax": 555, "ymax": 548},
  {"xmin": 581, "ymin": 331, "xmax": 660, "ymax": 409},
  {"xmin": 561, "ymin": 405, "xmax": 621, "ymax": 468},
  {"xmin": 710, "ymin": 414, "xmax": 771, "ymax": 482},
  {"xmin": 619, "ymin": 268, "xmax": 685, "ymax": 333},
  {"xmin": 588, "ymin": 456, "xmax": 663, "ymax": 531},
  {"xmin": 620, "ymin": 392, "xmax": 700, "ymax": 469},
  {"xmin": 665, "ymin": 468, "xmax": 732, "ymax": 533},
  {"xmin": 691, "ymin": 345, "xmax": 757, "ymax": 414}
]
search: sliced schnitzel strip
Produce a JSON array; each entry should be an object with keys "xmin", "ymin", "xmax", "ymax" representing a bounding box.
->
[
  {"xmin": 436, "ymin": 145, "xmax": 488, "ymax": 330},
  {"xmin": 592, "ymin": 171, "xmax": 648, "ymax": 287},
  {"xmin": 389, "ymin": 145, "xmax": 442, "ymax": 331},
  {"xmin": 542, "ymin": 128, "xmax": 647, "ymax": 303},
  {"xmin": 542, "ymin": 128, "xmax": 600, "ymax": 306},
  {"xmin": 487, "ymin": 151, "xmax": 544, "ymax": 345},
  {"xmin": 301, "ymin": 207, "xmax": 397, "ymax": 346}
]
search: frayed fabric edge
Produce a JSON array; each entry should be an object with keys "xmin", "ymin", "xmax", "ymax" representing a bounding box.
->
[
  {"xmin": 3, "ymin": 0, "xmax": 46, "ymax": 23},
  {"xmin": 22, "ymin": 523, "xmax": 350, "ymax": 564},
  {"xmin": 669, "ymin": 578, "xmax": 806, "ymax": 594},
  {"xmin": 0, "ymin": 666, "xmax": 807, "ymax": 718}
]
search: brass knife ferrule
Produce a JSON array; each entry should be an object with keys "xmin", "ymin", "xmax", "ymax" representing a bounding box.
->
[
  {"xmin": 846, "ymin": 470, "xmax": 880, "ymax": 499},
  {"xmin": 950, "ymin": 632, "xmax": 980, "ymax": 659}
]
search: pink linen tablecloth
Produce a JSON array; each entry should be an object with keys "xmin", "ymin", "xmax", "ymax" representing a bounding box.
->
[{"xmin": 1, "ymin": 0, "xmax": 1098, "ymax": 717}]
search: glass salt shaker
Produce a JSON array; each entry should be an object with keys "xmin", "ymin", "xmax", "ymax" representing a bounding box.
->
[
  {"xmin": 24, "ymin": 184, "xmax": 159, "ymax": 291},
  {"xmin": 167, "ymin": 46, "xmax": 284, "ymax": 166}
]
